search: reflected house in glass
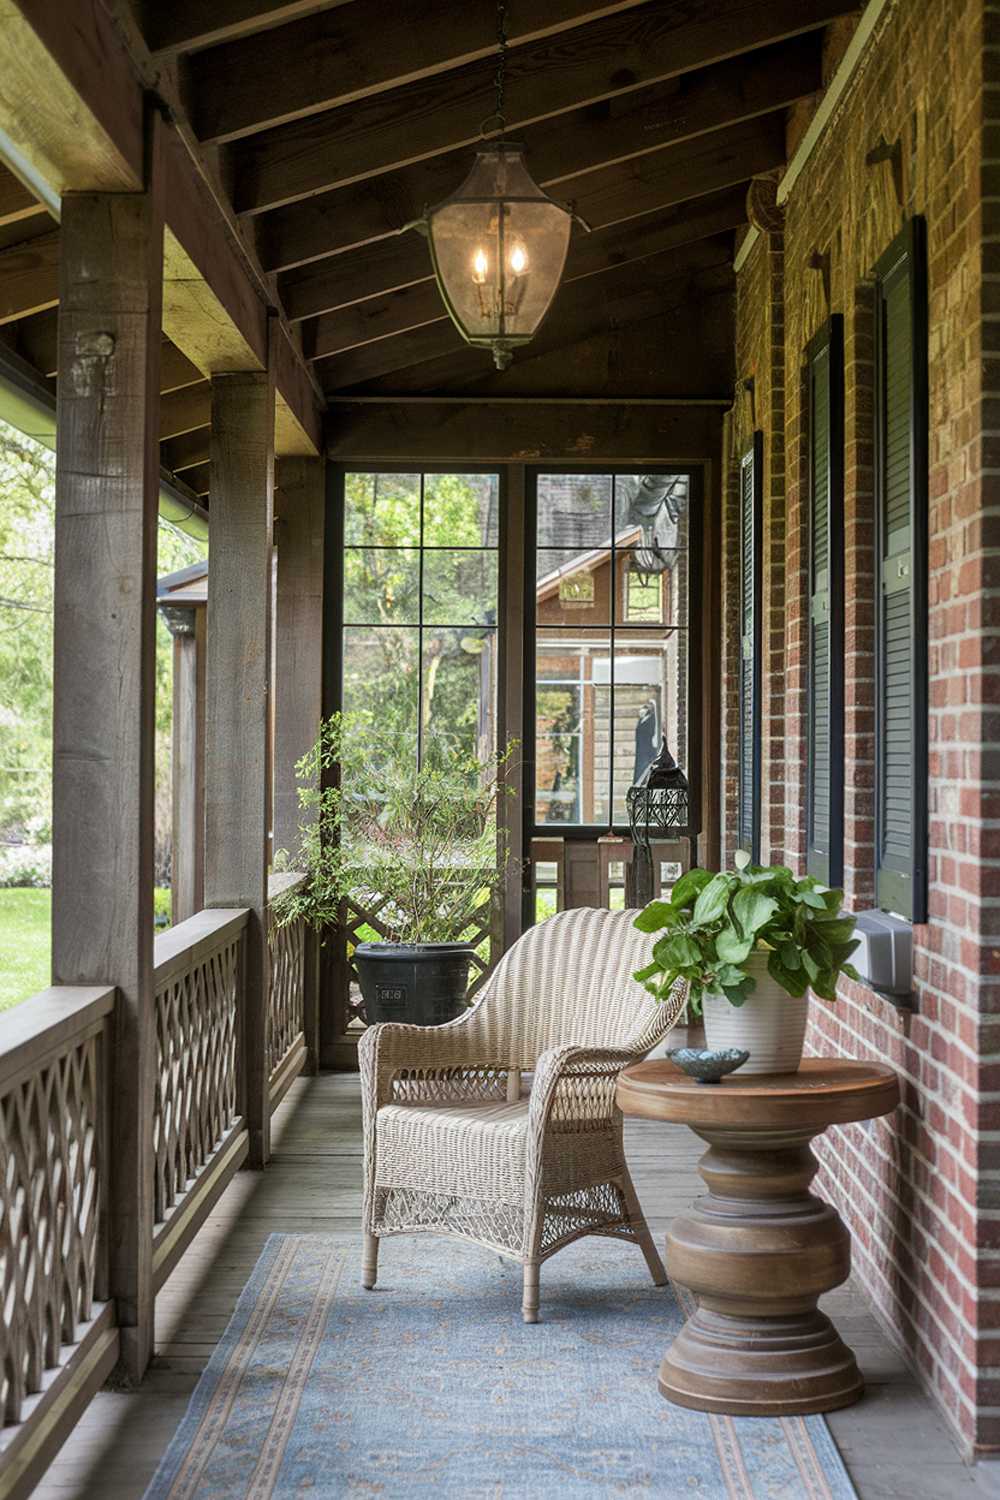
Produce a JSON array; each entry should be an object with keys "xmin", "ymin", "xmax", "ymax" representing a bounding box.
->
[{"xmin": 533, "ymin": 473, "xmax": 690, "ymax": 828}]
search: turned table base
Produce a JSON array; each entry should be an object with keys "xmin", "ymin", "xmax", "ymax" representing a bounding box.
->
[{"xmin": 617, "ymin": 1059, "xmax": 900, "ymax": 1418}]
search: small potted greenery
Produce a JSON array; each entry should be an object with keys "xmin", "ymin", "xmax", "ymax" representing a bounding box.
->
[
  {"xmin": 632, "ymin": 851, "xmax": 861, "ymax": 1074},
  {"xmin": 273, "ymin": 712, "xmax": 515, "ymax": 1026}
]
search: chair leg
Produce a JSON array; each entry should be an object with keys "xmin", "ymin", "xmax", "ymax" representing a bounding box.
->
[
  {"xmin": 522, "ymin": 1260, "xmax": 540, "ymax": 1323},
  {"xmin": 620, "ymin": 1172, "xmax": 667, "ymax": 1287},
  {"xmin": 362, "ymin": 1232, "xmax": 379, "ymax": 1290}
]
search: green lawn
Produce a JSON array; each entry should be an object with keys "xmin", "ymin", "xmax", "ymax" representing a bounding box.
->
[
  {"xmin": 0, "ymin": 888, "xmax": 51, "ymax": 1011},
  {"xmin": 0, "ymin": 887, "xmax": 172, "ymax": 1012}
]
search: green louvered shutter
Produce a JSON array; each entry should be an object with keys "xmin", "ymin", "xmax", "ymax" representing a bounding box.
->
[
  {"xmin": 875, "ymin": 222, "xmax": 928, "ymax": 921},
  {"xmin": 738, "ymin": 434, "xmax": 762, "ymax": 859},
  {"xmin": 806, "ymin": 318, "xmax": 844, "ymax": 886}
]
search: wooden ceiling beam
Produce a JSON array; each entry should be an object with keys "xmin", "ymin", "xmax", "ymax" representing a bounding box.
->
[
  {"xmin": 305, "ymin": 183, "xmax": 748, "ymax": 362},
  {"xmin": 190, "ymin": 0, "xmax": 652, "ymax": 144},
  {"xmin": 141, "ymin": 0, "xmax": 354, "ymax": 57},
  {"xmin": 179, "ymin": 461, "xmax": 211, "ymax": 496},
  {"xmin": 160, "ymin": 382, "xmax": 211, "ymax": 440},
  {"xmin": 326, "ymin": 399, "xmax": 724, "ymax": 465},
  {"xmin": 0, "ymin": 230, "xmax": 59, "ymax": 325},
  {"xmin": 257, "ymin": 34, "xmax": 820, "ymax": 274},
  {"xmin": 11, "ymin": 307, "xmax": 57, "ymax": 376},
  {"xmin": 281, "ymin": 112, "xmax": 783, "ymax": 323},
  {"xmin": 161, "ymin": 430, "xmax": 211, "ymax": 472},
  {"xmin": 231, "ymin": 0, "xmax": 848, "ymax": 213},
  {"xmin": 0, "ymin": 164, "xmax": 48, "ymax": 229},
  {"xmin": 3, "ymin": 0, "xmax": 324, "ymax": 454},
  {"xmin": 319, "ymin": 236, "xmax": 733, "ymax": 390}
]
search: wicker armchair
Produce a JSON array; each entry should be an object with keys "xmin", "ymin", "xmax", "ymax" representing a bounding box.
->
[{"xmin": 359, "ymin": 906, "xmax": 687, "ymax": 1322}]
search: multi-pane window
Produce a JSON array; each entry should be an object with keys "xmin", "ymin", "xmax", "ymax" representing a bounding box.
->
[
  {"xmin": 806, "ymin": 318, "xmax": 845, "ymax": 886},
  {"xmin": 873, "ymin": 222, "xmax": 929, "ymax": 921},
  {"xmin": 532, "ymin": 471, "xmax": 691, "ymax": 828},
  {"xmin": 341, "ymin": 471, "xmax": 500, "ymax": 763}
]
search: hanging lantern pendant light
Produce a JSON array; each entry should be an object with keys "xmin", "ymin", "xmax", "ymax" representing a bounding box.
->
[{"xmin": 419, "ymin": 2, "xmax": 578, "ymax": 370}]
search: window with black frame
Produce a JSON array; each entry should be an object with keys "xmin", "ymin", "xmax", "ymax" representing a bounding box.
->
[
  {"xmin": 873, "ymin": 221, "xmax": 929, "ymax": 922},
  {"xmin": 805, "ymin": 318, "xmax": 845, "ymax": 887},
  {"xmin": 530, "ymin": 471, "xmax": 693, "ymax": 831},
  {"xmin": 340, "ymin": 470, "xmax": 501, "ymax": 763}
]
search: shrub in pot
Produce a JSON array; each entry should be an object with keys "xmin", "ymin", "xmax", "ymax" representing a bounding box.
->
[
  {"xmin": 273, "ymin": 712, "xmax": 515, "ymax": 1026},
  {"xmin": 632, "ymin": 852, "xmax": 861, "ymax": 1074}
]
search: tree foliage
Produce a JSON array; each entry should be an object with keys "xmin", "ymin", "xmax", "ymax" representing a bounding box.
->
[{"xmin": 0, "ymin": 418, "xmax": 206, "ymax": 883}]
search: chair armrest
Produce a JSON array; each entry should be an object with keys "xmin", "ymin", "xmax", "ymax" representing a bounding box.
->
[
  {"xmin": 359, "ymin": 1015, "xmax": 509, "ymax": 1113},
  {"xmin": 527, "ymin": 1044, "xmax": 637, "ymax": 1136}
]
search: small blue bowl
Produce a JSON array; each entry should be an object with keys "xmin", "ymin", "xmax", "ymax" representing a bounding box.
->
[{"xmin": 666, "ymin": 1047, "xmax": 750, "ymax": 1085}]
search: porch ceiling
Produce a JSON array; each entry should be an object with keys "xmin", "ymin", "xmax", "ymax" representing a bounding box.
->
[{"xmin": 0, "ymin": 0, "xmax": 861, "ymax": 495}]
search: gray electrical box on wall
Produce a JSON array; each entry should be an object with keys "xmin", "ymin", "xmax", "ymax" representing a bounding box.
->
[{"xmin": 851, "ymin": 911, "xmax": 913, "ymax": 997}]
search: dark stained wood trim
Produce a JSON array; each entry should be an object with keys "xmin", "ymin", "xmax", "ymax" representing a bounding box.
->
[
  {"xmin": 326, "ymin": 400, "xmax": 726, "ymax": 464},
  {"xmin": 0, "ymin": 162, "xmax": 47, "ymax": 226},
  {"xmin": 189, "ymin": 0, "xmax": 652, "ymax": 144},
  {"xmin": 281, "ymin": 115, "xmax": 783, "ymax": 323},
  {"xmin": 498, "ymin": 464, "xmax": 526, "ymax": 954},
  {"xmin": 257, "ymin": 35, "xmax": 820, "ymax": 274},
  {"xmin": 230, "ymin": 0, "xmax": 849, "ymax": 213},
  {"xmin": 305, "ymin": 189, "xmax": 747, "ymax": 362},
  {"xmin": 319, "ymin": 238, "xmax": 733, "ymax": 391}
]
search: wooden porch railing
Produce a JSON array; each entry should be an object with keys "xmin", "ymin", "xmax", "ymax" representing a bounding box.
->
[
  {"xmin": 266, "ymin": 871, "xmax": 316, "ymax": 1113},
  {"xmin": 0, "ymin": 874, "xmax": 314, "ymax": 1499},
  {"xmin": 0, "ymin": 986, "xmax": 118, "ymax": 1498},
  {"xmin": 151, "ymin": 907, "xmax": 249, "ymax": 1293}
]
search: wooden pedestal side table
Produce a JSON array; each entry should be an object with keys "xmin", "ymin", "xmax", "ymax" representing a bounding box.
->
[{"xmin": 617, "ymin": 1058, "xmax": 899, "ymax": 1417}]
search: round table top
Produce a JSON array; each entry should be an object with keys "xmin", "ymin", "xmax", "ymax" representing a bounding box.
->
[{"xmin": 617, "ymin": 1058, "xmax": 900, "ymax": 1132}]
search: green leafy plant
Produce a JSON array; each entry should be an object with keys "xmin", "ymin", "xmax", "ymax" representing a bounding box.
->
[
  {"xmin": 273, "ymin": 711, "xmax": 516, "ymax": 946},
  {"xmin": 633, "ymin": 851, "xmax": 861, "ymax": 1013}
]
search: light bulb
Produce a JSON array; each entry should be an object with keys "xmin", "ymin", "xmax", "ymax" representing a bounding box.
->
[
  {"xmin": 509, "ymin": 243, "xmax": 528, "ymax": 275},
  {"xmin": 472, "ymin": 248, "xmax": 489, "ymax": 285}
]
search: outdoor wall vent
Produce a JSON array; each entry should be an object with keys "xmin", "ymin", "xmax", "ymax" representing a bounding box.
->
[{"xmin": 851, "ymin": 910, "xmax": 912, "ymax": 998}]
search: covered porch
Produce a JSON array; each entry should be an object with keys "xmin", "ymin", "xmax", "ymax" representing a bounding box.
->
[{"xmin": 1, "ymin": 0, "xmax": 999, "ymax": 1494}]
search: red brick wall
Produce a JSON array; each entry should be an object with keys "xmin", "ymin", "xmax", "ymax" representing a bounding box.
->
[{"xmin": 726, "ymin": 0, "xmax": 997, "ymax": 1453}]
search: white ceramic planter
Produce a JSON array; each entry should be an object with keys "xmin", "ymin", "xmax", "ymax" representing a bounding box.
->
[{"xmin": 702, "ymin": 950, "xmax": 808, "ymax": 1075}]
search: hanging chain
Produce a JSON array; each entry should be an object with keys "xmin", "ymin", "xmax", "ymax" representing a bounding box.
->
[
  {"xmin": 480, "ymin": 0, "xmax": 508, "ymax": 138},
  {"xmin": 493, "ymin": 0, "xmax": 508, "ymax": 134}
]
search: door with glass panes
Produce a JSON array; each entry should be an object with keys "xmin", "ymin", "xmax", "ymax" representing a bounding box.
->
[{"xmin": 525, "ymin": 468, "xmax": 699, "ymax": 924}]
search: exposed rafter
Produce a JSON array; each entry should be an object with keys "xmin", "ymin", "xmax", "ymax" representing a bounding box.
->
[
  {"xmin": 230, "ymin": 0, "xmax": 847, "ymax": 213},
  {"xmin": 305, "ymin": 184, "xmax": 747, "ymax": 362},
  {"xmin": 256, "ymin": 34, "xmax": 820, "ymax": 274},
  {"xmin": 143, "ymin": 0, "xmax": 356, "ymax": 56},
  {"xmin": 188, "ymin": 0, "xmax": 652, "ymax": 144},
  {"xmin": 319, "ymin": 236, "xmax": 734, "ymax": 391},
  {"xmin": 0, "ymin": 229, "xmax": 58, "ymax": 324},
  {"xmin": 281, "ymin": 113, "xmax": 784, "ymax": 324}
]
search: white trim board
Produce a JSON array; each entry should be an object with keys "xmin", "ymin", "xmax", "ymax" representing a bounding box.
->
[{"xmin": 733, "ymin": 0, "xmax": 895, "ymax": 273}]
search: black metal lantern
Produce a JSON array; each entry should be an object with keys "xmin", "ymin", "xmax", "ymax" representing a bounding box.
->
[
  {"xmin": 414, "ymin": 1, "xmax": 577, "ymax": 371},
  {"xmin": 626, "ymin": 736, "xmax": 694, "ymax": 906}
]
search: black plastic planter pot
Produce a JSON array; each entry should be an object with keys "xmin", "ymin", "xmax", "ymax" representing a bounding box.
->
[{"xmin": 354, "ymin": 942, "xmax": 474, "ymax": 1026}]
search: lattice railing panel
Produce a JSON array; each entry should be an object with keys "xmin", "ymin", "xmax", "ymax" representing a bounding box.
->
[
  {"xmin": 1, "ymin": 1023, "xmax": 105, "ymax": 1426},
  {"xmin": 341, "ymin": 892, "xmax": 495, "ymax": 1033},
  {"xmin": 153, "ymin": 936, "xmax": 240, "ymax": 1224},
  {"xmin": 267, "ymin": 913, "xmax": 305, "ymax": 1078}
]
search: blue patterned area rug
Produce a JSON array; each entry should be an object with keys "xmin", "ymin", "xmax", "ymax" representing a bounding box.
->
[{"xmin": 145, "ymin": 1233, "xmax": 858, "ymax": 1499}]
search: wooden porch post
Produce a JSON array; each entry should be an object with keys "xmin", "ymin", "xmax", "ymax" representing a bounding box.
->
[
  {"xmin": 161, "ymin": 603, "xmax": 206, "ymax": 924},
  {"xmin": 204, "ymin": 353, "xmax": 276, "ymax": 1169},
  {"xmin": 274, "ymin": 457, "xmax": 325, "ymax": 1071},
  {"xmin": 273, "ymin": 458, "xmax": 325, "ymax": 857},
  {"xmin": 50, "ymin": 113, "xmax": 165, "ymax": 1379}
]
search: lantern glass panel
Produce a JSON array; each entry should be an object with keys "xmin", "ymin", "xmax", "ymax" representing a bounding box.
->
[{"xmin": 427, "ymin": 144, "xmax": 572, "ymax": 349}]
